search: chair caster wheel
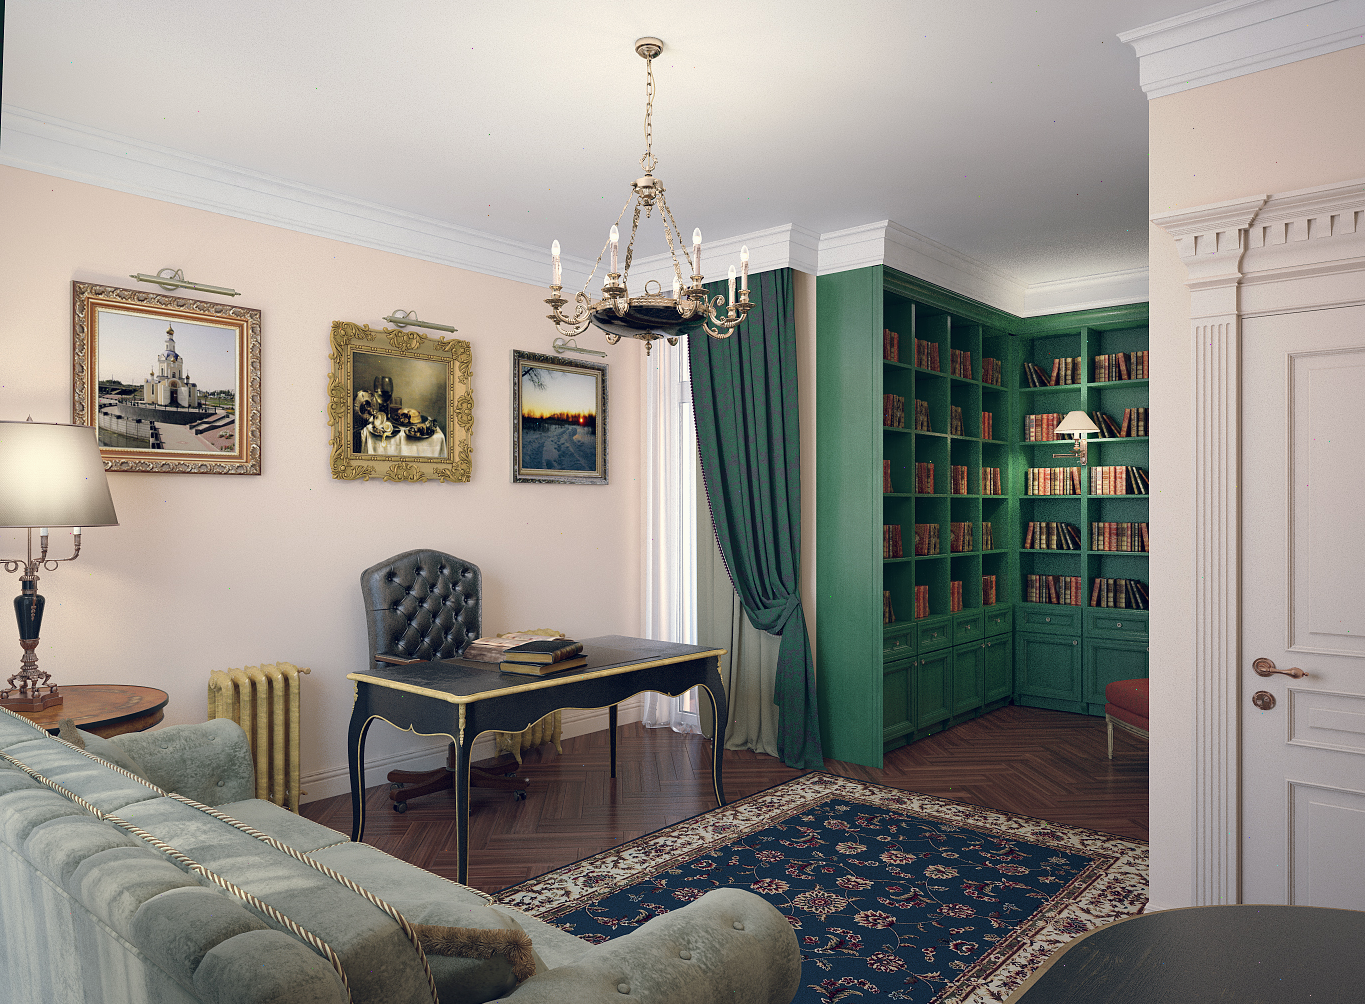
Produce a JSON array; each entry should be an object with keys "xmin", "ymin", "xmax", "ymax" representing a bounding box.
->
[
  {"xmin": 514, "ymin": 790, "xmax": 527, "ymax": 802},
  {"xmin": 389, "ymin": 783, "xmax": 403, "ymax": 791},
  {"xmin": 393, "ymin": 801, "xmax": 407, "ymax": 813}
]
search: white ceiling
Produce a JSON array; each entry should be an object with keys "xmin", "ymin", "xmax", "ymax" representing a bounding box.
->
[{"xmin": 1, "ymin": 0, "xmax": 1197, "ymax": 288}]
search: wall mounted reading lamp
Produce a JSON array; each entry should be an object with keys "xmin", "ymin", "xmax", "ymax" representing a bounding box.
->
[{"xmin": 1053, "ymin": 410, "xmax": 1101, "ymax": 465}]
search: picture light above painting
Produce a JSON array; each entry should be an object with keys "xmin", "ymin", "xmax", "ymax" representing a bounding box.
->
[
  {"xmin": 71, "ymin": 282, "xmax": 262, "ymax": 475},
  {"xmin": 511, "ymin": 349, "xmax": 608, "ymax": 486},
  {"xmin": 326, "ymin": 321, "xmax": 473, "ymax": 484}
]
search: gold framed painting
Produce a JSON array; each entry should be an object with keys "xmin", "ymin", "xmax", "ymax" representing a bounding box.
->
[
  {"xmin": 72, "ymin": 282, "xmax": 262, "ymax": 474},
  {"xmin": 327, "ymin": 322, "xmax": 473, "ymax": 483},
  {"xmin": 511, "ymin": 349, "xmax": 608, "ymax": 485}
]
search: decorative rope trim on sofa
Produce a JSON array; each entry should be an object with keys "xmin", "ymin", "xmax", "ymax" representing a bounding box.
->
[{"xmin": 0, "ymin": 745, "xmax": 356, "ymax": 1004}]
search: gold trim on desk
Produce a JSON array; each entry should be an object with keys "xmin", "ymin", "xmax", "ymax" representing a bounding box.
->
[{"xmin": 346, "ymin": 648, "xmax": 726, "ymax": 704}]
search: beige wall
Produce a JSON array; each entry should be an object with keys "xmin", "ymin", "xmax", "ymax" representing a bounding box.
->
[
  {"xmin": 1146, "ymin": 43, "xmax": 1365, "ymax": 910},
  {"xmin": 0, "ymin": 165, "xmax": 646, "ymax": 800}
]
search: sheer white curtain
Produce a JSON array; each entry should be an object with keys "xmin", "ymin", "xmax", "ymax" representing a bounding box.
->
[{"xmin": 641, "ymin": 344, "xmax": 700, "ymax": 734}]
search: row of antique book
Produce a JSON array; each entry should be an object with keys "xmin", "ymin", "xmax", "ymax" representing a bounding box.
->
[
  {"xmin": 882, "ymin": 576, "xmax": 1005, "ymax": 624},
  {"xmin": 1022, "ymin": 521, "xmax": 1150, "ymax": 551},
  {"xmin": 1025, "ymin": 575, "xmax": 1150, "ymax": 608},
  {"xmin": 883, "ymin": 524, "xmax": 906, "ymax": 558},
  {"xmin": 900, "ymin": 521, "xmax": 995, "ymax": 555},
  {"xmin": 1094, "ymin": 351, "xmax": 1149, "ymax": 381},
  {"xmin": 1023, "ymin": 466, "xmax": 1149, "ymax": 496},
  {"xmin": 887, "ymin": 461, "xmax": 998, "ymax": 496},
  {"xmin": 1023, "ymin": 353, "xmax": 1152, "ymax": 388},
  {"xmin": 1024, "ymin": 409, "xmax": 1148, "ymax": 442}
]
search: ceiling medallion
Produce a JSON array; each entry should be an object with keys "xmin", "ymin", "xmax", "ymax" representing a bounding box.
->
[{"xmin": 546, "ymin": 37, "xmax": 751, "ymax": 355}]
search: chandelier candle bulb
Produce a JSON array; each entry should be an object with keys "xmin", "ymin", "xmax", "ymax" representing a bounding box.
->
[
  {"xmin": 610, "ymin": 225, "xmax": 619, "ymax": 274},
  {"xmin": 728, "ymin": 264, "xmax": 736, "ymax": 306},
  {"xmin": 740, "ymin": 245, "xmax": 749, "ymax": 292},
  {"xmin": 551, "ymin": 240, "xmax": 561, "ymax": 287},
  {"xmin": 693, "ymin": 229, "xmax": 702, "ymax": 277},
  {"xmin": 672, "ymin": 276, "xmax": 681, "ymax": 300}
]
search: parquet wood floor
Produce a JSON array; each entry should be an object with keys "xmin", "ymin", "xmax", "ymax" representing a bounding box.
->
[{"xmin": 300, "ymin": 704, "xmax": 1147, "ymax": 895}]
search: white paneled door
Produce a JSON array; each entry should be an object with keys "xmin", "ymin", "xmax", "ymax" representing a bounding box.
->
[{"xmin": 1242, "ymin": 308, "xmax": 1365, "ymax": 907}]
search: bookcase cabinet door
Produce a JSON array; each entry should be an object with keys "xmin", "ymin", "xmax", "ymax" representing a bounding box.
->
[
  {"xmin": 915, "ymin": 650, "xmax": 953, "ymax": 731},
  {"xmin": 1016, "ymin": 632, "xmax": 1082, "ymax": 702},
  {"xmin": 951, "ymin": 644, "xmax": 985, "ymax": 715},
  {"xmin": 1083, "ymin": 639, "xmax": 1148, "ymax": 711},
  {"xmin": 883, "ymin": 657, "xmax": 915, "ymax": 745},
  {"xmin": 983, "ymin": 635, "xmax": 1013, "ymax": 702}
]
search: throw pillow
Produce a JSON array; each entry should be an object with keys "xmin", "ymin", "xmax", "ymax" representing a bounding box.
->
[
  {"xmin": 410, "ymin": 908, "xmax": 544, "ymax": 1004},
  {"xmin": 70, "ymin": 726, "xmax": 153, "ymax": 783}
]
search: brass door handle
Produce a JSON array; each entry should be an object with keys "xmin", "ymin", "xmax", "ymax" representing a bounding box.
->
[{"xmin": 1252, "ymin": 658, "xmax": 1308, "ymax": 679}]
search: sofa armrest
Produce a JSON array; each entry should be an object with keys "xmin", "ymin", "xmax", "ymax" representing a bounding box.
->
[
  {"xmin": 113, "ymin": 718, "xmax": 255, "ymax": 805},
  {"xmin": 501, "ymin": 887, "xmax": 800, "ymax": 1004}
]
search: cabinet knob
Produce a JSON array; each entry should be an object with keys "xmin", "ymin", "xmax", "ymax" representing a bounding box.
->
[
  {"xmin": 1045, "ymin": 617, "xmax": 1051, "ymax": 623},
  {"xmin": 1116, "ymin": 622, "xmax": 1122, "ymax": 628},
  {"xmin": 1073, "ymin": 640, "xmax": 1078, "ymax": 645}
]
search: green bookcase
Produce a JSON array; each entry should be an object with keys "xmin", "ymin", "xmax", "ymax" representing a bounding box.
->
[{"xmin": 815, "ymin": 264, "xmax": 1148, "ymax": 768}]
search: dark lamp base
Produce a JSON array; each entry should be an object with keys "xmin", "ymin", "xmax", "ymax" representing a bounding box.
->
[{"xmin": 0, "ymin": 688, "xmax": 63, "ymax": 711}]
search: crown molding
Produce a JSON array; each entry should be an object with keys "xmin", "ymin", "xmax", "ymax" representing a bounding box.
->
[
  {"xmin": 0, "ymin": 105, "xmax": 595, "ymax": 289},
  {"xmin": 1020, "ymin": 267, "xmax": 1152, "ymax": 316},
  {"xmin": 2, "ymin": 104, "xmax": 1151, "ymax": 318},
  {"xmin": 1119, "ymin": 0, "xmax": 1365, "ymax": 99},
  {"xmin": 819, "ymin": 221, "xmax": 1028, "ymax": 315}
]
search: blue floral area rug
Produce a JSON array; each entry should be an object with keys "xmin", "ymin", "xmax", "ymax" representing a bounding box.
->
[{"xmin": 496, "ymin": 773, "xmax": 1147, "ymax": 1003}]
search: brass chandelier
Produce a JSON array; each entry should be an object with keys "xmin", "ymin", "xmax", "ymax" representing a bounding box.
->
[{"xmin": 546, "ymin": 37, "xmax": 751, "ymax": 354}]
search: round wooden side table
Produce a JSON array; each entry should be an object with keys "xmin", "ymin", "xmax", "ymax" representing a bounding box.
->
[{"xmin": 14, "ymin": 684, "xmax": 169, "ymax": 737}]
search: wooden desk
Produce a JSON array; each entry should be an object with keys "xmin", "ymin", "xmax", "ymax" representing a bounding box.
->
[
  {"xmin": 1006, "ymin": 904, "xmax": 1365, "ymax": 1003},
  {"xmin": 347, "ymin": 635, "xmax": 727, "ymax": 884},
  {"xmin": 16, "ymin": 684, "xmax": 168, "ymax": 737}
]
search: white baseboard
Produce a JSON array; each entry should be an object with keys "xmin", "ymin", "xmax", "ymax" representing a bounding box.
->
[{"xmin": 299, "ymin": 696, "xmax": 644, "ymax": 804}]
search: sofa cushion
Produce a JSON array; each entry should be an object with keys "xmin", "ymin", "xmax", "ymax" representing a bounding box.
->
[
  {"xmin": 215, "ymin": 797, "xmax": 348, "ymax": 854},
  {"xmin": 24, "ymin": 813, "xmax": 144, "ymax": 887},
  {"xmin": 1104, "ymin": 677, "xmax": 1148, "ymax": 718},
  {"xmin": 118, "ymin": 796, "xmax": 434, "ymax": 1004},
  {"xmin": 114, "ymin": 718, "xmax": 256, "ymax": 806},
  {"xmin": 2, "ymin": 737, "xmax": 162, "ymax": 814},
  {"xmin": 193, "ymin": 929, "xmax": 349, "ymax": 1004},
  {"xmin": 68, "ymin": 843, "xmax": 202, "ymax": 939},
  {"xmin": 0, "ymin": 787, "xmax": 86, "ymax": 847},
  {"xmin": 131, "ymin": 885, "xmax": 271, "ymax": 993}
]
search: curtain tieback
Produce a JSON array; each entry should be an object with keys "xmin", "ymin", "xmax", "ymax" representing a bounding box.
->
[{"xmin": 762, "ymin": 593, "xmax": 803, "ymax": 637}]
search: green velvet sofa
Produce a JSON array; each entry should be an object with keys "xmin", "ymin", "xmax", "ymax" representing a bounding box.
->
[{"xmin": 0, "ymin": 708, "xmax": 800, "ymax": 1004}]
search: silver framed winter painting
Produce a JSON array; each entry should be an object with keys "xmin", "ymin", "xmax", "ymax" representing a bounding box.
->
[{"xmin": 510, "ymin": 350, "xmax": 607, "ymax": 485}]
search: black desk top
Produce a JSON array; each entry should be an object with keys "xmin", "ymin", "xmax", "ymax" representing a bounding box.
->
[
  {"xmin": 1007, "ymin": 904, "xmax": 1365, "ymax": 1003},
  {"xmin": 346, "ymin": 635, "xmax": 725, "ymax": 705}
]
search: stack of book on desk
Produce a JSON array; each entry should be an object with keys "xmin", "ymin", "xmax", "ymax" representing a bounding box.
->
[{"xmin": 498, "ymin": 639, "xmax": 586, "ymax": 676}]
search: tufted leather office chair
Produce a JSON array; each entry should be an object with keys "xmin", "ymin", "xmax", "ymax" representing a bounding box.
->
[{"xmin": 360, "ymin": 549, "xmax": 527, "ymax": 812}]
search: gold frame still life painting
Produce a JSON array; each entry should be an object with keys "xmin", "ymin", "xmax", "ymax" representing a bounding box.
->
[
  {"xmin": 72, "ymin": 282, "xmax": 262, "ymax": 474},
  {"xmin": 327, "ymin": 321, "xmax": 473, "ymax": 483}
]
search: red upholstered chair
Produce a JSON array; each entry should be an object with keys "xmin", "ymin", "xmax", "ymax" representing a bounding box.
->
[{"xmin": 1104, "ymin": 678, "xmax": 1149, "ymax": 758}]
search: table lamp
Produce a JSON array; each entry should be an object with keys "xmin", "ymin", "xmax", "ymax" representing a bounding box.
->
[
  {"xmin": 1053, "ymin": 410, "xmax": 1101, "ymax": 465},
  {"xmin": 0, "ymin": 419, "xmax": 119, "ymax": 710}
]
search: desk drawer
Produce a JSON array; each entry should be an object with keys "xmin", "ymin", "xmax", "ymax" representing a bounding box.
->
[
  {"xmin": 1018, "ymin": 605, "xmax": 1082, "ymax": 635},
  {"xmin": 916, "ymin": 617, "xmax": 953, "ymax": 653},
  {"xmin": 982, "ymin": 605, "xmax": 1012, "ymax": 637},
  {"xmin": 953, "ymin": 611, "xmax": 984, "ymax": 645}
]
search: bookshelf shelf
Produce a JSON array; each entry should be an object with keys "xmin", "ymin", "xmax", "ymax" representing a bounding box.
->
[{"xmin": 817, "ymin": 262, "xmax": 1147, "ymax": 767}]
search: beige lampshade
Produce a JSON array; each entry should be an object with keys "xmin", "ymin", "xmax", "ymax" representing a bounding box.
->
[
  {"xmin": 0, "ymin": 421, "xmax": 119, "ymax": 528},
  {"xmin": 1054, "ymin": 411, "xmax": 1100, "ymax": 436}
]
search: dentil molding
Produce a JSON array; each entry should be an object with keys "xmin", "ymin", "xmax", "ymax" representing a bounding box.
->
[
  {"xmin": 1120, "ymin": 0, "xmax": 1365, "ymax": 99},
  {"xmin": 1, "ymin": 104, "xmax": 1148, "ymax": 316}
]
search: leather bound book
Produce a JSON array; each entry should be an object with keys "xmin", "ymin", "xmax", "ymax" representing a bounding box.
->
[
  {"xmin": 499, "ymin": 654, "xmax": 589, "ymax": 676},
  {"xmin": 501, "ymin": 639, "xmax": 585, "ymax": 664}
]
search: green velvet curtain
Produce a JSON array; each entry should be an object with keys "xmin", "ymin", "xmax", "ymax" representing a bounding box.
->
[{"xmin": 688, "ymin": 267, "xmax": 824, "ymax": 770}]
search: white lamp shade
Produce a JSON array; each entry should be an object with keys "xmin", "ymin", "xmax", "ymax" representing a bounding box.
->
[
  {"xmin": 1054, "ymin": 411, "xmax": 1100, "ymax": 436},
  {"xmin": 0, "ymin": 421, "xmax": 119, "ymax": 528}
]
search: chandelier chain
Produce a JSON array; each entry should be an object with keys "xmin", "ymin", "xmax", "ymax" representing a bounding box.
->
[
  {"xmin": 623, "ymin": 201, "xmax": 643, "ymax": 278},
  {"xmin": 640, "ymin": 55, "xmax": 657, "ymax": 175},
  {"xmin": 658, "ymin": 192, "xmax": 695, "ymax": 279}
]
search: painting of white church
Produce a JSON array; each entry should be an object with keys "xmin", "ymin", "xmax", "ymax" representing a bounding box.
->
[{"xmin": 142, "ymin": 323, "xmax": 201, "ymax": 407}]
